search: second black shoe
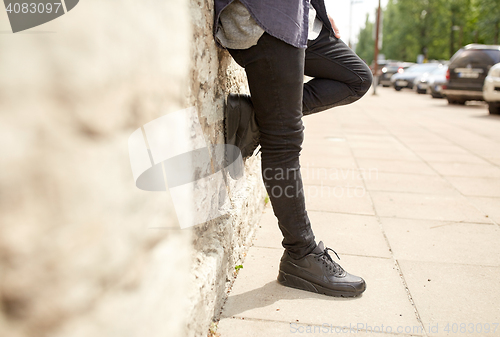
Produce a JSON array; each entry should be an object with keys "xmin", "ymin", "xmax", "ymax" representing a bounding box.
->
[
  {"xmin": 277, "ymin": 241, "xmax": 366, "ymax": 297},
  {"xmin": 224, "ymin": 93, "xmax": 260, "ymax": 159}
]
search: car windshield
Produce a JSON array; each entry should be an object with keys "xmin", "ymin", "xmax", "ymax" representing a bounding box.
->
[
  {"xmin": 451, "ymin": 49, "xmax": 500, "ymax": 67},
  {"xmin": 384, "ymin": 66, "xmax": 399, "ymax": 72},
  {"xmin": 405, "ymin": 64, "xmax": 440, "ymax": 73},
  {"xmin": 483, "ymin": 50, "xmax": 500, "ymax": 63}
]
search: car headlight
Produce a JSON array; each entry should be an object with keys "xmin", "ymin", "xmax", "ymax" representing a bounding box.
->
[{"xmin": 488, "ymin": 66, "xmax": 500, "ymax": 78}]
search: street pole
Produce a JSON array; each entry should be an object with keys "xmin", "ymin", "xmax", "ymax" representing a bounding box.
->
[{"xmin": 372, "ymin": 0, "xmax": 381, "ymax": 95}]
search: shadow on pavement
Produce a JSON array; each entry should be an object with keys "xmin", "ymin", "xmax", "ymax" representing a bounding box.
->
[{"xmin": 222, "ymin": 280, "xmax": 362, "ymax": 318}]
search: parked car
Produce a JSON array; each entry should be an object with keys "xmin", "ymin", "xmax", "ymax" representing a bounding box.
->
[
  {"xmin": 391, "ymin": 63, "xmax": 442, "ymax": 91},
  {"xmin": 443, "ymin": 44, "xmax": 500, "ymax": 105},
  {"xmin": 370, "ymin": 60, "xmax": 390, "ymax": 77},
  {"xmin": 413, "ymin": 64, "xmax": 448, "ymax": 95},
  {"xmin": 379, "ymin": 62, "xmax": 414, "ymax": 87},
  {"xmin": 483, "ymin": 62, "xmax": 500, "ymax": 114},
  {"xmin": 427, "ymin": 65, "xmax": 449, "ymax": 98}
]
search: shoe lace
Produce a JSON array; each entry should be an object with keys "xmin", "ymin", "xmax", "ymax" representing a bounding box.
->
[{"xmin": 318, "ymin": 247, "xmax": 345, "ymax": 276}]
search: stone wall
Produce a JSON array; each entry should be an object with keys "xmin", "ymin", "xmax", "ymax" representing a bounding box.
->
[
  {"xmin": 187, "ymin": 0, "xmax": 267, "ymax": 335},
  {"xmin": 0, "ymin": 1, "xmax": 266, "ymax": 336}
]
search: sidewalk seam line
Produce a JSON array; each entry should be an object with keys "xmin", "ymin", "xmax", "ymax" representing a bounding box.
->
[{"xmin": 340, "ymin": 112, "xmax": 429, "ymax": 337}]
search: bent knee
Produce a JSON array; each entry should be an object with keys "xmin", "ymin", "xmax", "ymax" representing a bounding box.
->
[{"xmin": 357, "ymin": 67, "xmax": 373, "ymax": 97}]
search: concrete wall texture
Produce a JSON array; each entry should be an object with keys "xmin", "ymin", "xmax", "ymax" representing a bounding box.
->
[{"xmin": 0, "ymin": 1, "xmax": 266, "ymax": 336}]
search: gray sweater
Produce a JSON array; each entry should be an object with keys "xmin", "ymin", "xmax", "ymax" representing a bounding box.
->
[{"xmin": 216, "ymin": 0, "xmax": 323, "ymax": 50}]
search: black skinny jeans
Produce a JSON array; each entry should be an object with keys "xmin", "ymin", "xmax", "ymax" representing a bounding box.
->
[{"xmin": 228, "ymin": 27, "xmax": 373, "ymax": 259}]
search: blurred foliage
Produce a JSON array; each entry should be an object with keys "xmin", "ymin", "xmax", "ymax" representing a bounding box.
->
[
  {"xmin": 356, "ymin": 14, "xmax": 375, "ymax": 63},
  {"xmin": 355, "ymin": 0, "xmax": 500, "ymax": 63}
]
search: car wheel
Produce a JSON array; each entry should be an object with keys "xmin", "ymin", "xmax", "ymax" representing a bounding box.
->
[
  {"xmin": 395, "ymin": 86, "xmax": 402, "ymax": 91},
  {"xmin": 488, "ymin": 103, "xmax": 500, "ymax": 115}
]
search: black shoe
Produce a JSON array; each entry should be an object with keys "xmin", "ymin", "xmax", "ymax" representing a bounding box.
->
[
  {"xmin": 277, "ymin": 241, "xmax": 366, "ymax": 297},
  {"xmin": 224, "ymin": 93, "xmax": 260, "ymax": 163}
]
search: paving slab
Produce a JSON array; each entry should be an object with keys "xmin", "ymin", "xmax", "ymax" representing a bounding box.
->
[
  {"xmin": 215, "ymin": 87, "xmax": 500, "ymax": 337},
  {"xmin": 220, "ymin": 247, "xmax": 420, "ymax": 331},
  {"xmin": 369, "ymin": 191, "xmax": 489, "ymax": 223},
  {"xmin": 348, "ymin": 140, "xmax": 410, "ymax": 150},
  {"xmin": 301, "ymin": 167, "xmax": 366, "ymax": 188},
  {"xmin": 252, "ymin": 207, "xmax": 281, "ymax": 248},
  {"xmin": 381, "ymin": 217, "xmax": 500, "ymax": 266},
  {"xmin": 304, "ymin": 185, "xmax": 375, "ymax": 215},
  {"xmin": 363, "ymin": 172, "xmax": 456, "ymax": 195},
  {"xmin": 401, "ymin": 143, "xmax": 469, "ymax": 154},
  {"xmin": 449, "ymin": 141, "xmax": 500, "ymax": 157},
  {"xmin": 299, "ymin": 154, "xmax": 358, "ymax": 169},
  {"xmin": 301, "ymin": 144, "xmax": 353, "ymax": 157},
  {"xmin": 302, "ymin": 116, "xmax": 342, "ymax": 135},
  {"xmin": 342, "ymin": 128, "xmax": 390, "ymax": 136},
  {"xmin": 355, "ymin": 158, "xmax": 436, "ymax": 176},
  {"xmin": 426, "ymin": 162, "xmax": 500, "ymax": 178},
  {"xmin": 307, "ymin": 212, "xmax": 391, "ymax": 259},
  {"xmin": 484, "ymin": 156, "xmax": 500, "ymax": 166},
  {"xmin": 350, "ymin": 148, "xmax": 422, "ymax": 162},
  {"xmin": 253, "ymin": 209, "xmax": 391, "ymax": 259},
  {"xmin": 338, "ymin": 125, "xmax": 389, "ymax": 136},
  {"xmin": 466, "ymin": 196, "xmax": 500, "ymax": 225},
  {"xmin": 344, "ymin": 134, "xmax": 401, "ymax": 142},
  {"xmin": 445, "ymin": 176, "xmax": 500, "ymax": 197},
  {"xmin": 398, "ymin": 260, "xmax": 500, "ymax": 337},
  {"xmin": 218, "ymin": 318, "xmax": 425, "ymax": 337},
  {"xmin": 417, "ymin": 151, "xmax": 490, "ymax": 165},
  {"xmin": 392, "ymin": 135, "xmax": 453, "ymax": 145}
]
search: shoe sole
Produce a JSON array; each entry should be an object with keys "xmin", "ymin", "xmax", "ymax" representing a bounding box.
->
[{"xmin": 277, "ymin": 271, "xmax": 364, "ymax": 298}]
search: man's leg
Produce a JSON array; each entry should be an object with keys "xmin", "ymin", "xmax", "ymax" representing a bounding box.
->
[
  {"xmin": 303, "ymin": 27, "xmax": 373, "ymax": 115},
  {"xmin": 227, "ymin": 31, "xmax": 366, "ymax": 298},
  {"xmin": 228, "ymin": 33, "xmax": 316, "ymax": 259}
]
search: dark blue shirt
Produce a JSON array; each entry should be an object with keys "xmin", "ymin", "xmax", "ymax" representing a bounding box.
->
[{"xmin": 213, "ymin": 0, "xmax": 333, "ymax": 49}]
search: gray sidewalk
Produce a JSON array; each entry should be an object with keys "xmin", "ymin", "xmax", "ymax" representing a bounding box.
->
[{"xmin": 216, "ymin": 87, "xmax": 500, "ymax": 337}]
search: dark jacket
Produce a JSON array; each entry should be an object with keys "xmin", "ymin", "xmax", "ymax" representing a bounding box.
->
[{"xmin": 213, "ymin": 0, "xmax": 334, "ymax": 49}]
